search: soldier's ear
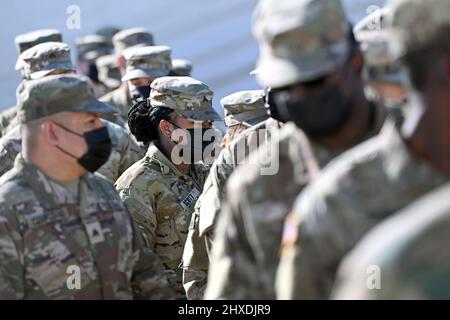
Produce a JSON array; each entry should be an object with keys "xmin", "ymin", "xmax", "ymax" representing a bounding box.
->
[
  {"xmin": 41, "ymin": 121, "xmax": 59, "ymax": 145},
  {"xmin": 159, "ymin": 119, "xmax": 172, "ymax": 138}
]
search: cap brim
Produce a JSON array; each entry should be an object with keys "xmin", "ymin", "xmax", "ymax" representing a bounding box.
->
[
  {"xmin": 28, "ymin": 63, "xmax": 76, "ymax": 80},
  {"xmin": 15, "ymin": 58, "xmax": 25, "ymax": 71},
  {"xmin": 256, "ymin": 42, "xmax": 350, "ymax": 88},
  {"xmin": 176, "ymin": 107, "xmax": 223, "ymax": 122},
  {"xmin": 76, "ymin": 99, "xmax": 118, "ymax": 114},
  {"xmin": 121, "ymin": 68, "xmax": 169, "ymax": 81},
  {"xmin": 249, "ymin": 67, "xmax": 260, "ymax": 75},
  {"xmin": 242, "ymin": 113, "xmax": 270, "ymax": 126},
  {"xmin": 82, "ymin": 49, "xmax": 111, "ymax": 61}
]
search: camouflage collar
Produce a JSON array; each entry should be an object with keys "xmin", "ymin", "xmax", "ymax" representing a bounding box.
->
[
  {"xmin": 145, "ymin": 144, "xmax": 180, "ymax": 175},
  {"xmin": 145, "ymin": 143, "xmax": 209, "ymax": 186},
  {"xmin": 13, "ymin": 154, "xmax": 87, "ymax": 208}
]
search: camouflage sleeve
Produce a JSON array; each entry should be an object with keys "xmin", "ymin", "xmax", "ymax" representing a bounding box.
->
[
  {"xmin": 204, "ymin": 201, "xmax": 263, "ymax": 300},
  {"xmin": 182, "ymin": 150, "xmax": 236, "ymax": 300},
  {"xmin": 182, "ymin": 205, "xmax": 209, "ymax": 300},
  {"xmin": 275, "ymin": 184, "xmax": 368, "ymax": 300},
  {"xmin": 130, "ymin": 217, "xmax": 176, "ymax": 300},
  {"xmin": 0, "ymin": 140, "xmax": 17, "ymax": 177},
  {"xmin": 0, "ymin": 209, "xmax": 24, "ymax": 299},
  {"xmin": 117, "ymin": 183, "xmax": 158, "ymax": 250},
  {"xmin": 118, "ymin": 135, "xmax": 143, "ymax": 177}
]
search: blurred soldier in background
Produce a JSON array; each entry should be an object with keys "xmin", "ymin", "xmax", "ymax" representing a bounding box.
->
[
  {"xmin": 96, "ymin": 54, "xmax": 122, "ymax": 92},
  {"xmin": 354, "ymin": 7, "xmax": 407, "ymax": 124},
  {"xmin": 75, "ymin": 34, "xmax": 112, "ymax": 97},
  {"xmin": 0, "ymin": 29, "xmax": 63, "ymax": 137},
  {"xmin": 182, "ymin": 90, "xmax": 276, "ymax": 299},
  {"xmin": 330, "ymin": 0, "xmax": 450, "ymax": 300},
  {"xmin": 121, "ymin": 46, "xmax": 172, "ymax": 105},
  {"xmin": 333, "ymin": 184, "xmax": 450, "ymax": 299},
  {"xmin": 205, "ymin": 0, "xmax": 387, "ymax": 300},
  {"xmin": 100, "ymin": 28, "xmax": 154, "ymax": 123},
  {"xmin": 0, "ymin": 42, "xmax": 143, "ymax": 183},
  {"xmin": 0, "ymin": 74, "xmax": 174, "ymax": 299},
  {"xmin": 115, "ymin": 76, "xmax": 222, "ymax": 298},
  {"xmin": 276, "ymin": 0, "xmax": 450, "ymax": 300}
]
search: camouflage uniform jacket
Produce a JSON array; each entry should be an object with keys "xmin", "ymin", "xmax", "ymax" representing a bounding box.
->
[
  {"xmin": 182, "ymin": 118, "xmax": 282, "ymax": 299},
  {"xmin": 0, "ymin": 120, "xmax": 143, "ymax": 183},
  {"xmin": 0, "ymin": 155, "xmax": 174, "ymax": 299},
  {"xmin": 205, "ymin": 94, "xmax": 386, "ymax": 300},
  {"xmin": 276, "ymin": 121, "xmax": 449, "ymax": 299},
  {"xmin": 0, "ymin": 106, "xmax": 18, "ymax": 137},
  {"xmin": 0, "ymin": 125, "xmax": 21, "ymax": 177},
  {"xmin": 99, "ymin": 84, "xmax": 130, "ymax": 126},
  {"xmin": 115, "ymin": 144, "xmax": 210, "ymax": 298},
  {"xmin": 332, "ymin": 182, "xmax": 450, "ymax": 299}
]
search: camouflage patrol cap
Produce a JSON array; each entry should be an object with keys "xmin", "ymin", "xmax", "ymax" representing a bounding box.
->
[
  {"xmin": 76, "ymin": 35, "xmax": 111, "ymax": 61},
  {"xmin": 354, "ymin": 8, "xmax": 391, "ymax": 67},
  {"xmin": 96, "ymin": 54, "xmax": 121, "ymax": 89},
  {"xmin": 121, "ymin": 46, "xmax": 172, "ymax": 81},
  {"xmin": 15, "ymin": 29, "xmax": 63, "ymax": 54},
  {"xmin": 384, "ymin": 0, "xmax": 450, "ymax": 60},
  {"xmin": 354, "ymin": 8, "xmax": 402, "ymax": 84},
  {"xmin": 15, "ymin": 42, "xmax": 75, "ymax": 80},
  {"xmin": 221, "ymin": 90, "xmax": 269, "ymax": 127},
  {"xmin": 112, "ymin": 27, "xmax": 154, "ymax": 54},
  {"xmin": 17, "ymin": 74, "xmax": 117, "ymax": 124},
  {"xmin": 252, "ymin": 0, "xmax": 351, "ymax": 88},
  {"xmin": 171, "ymin": 59, "xmax": 193, "ymax": 76},
  {"xmin": 150, "ymin": 76, "xmax": 222, "ymax": 122}
]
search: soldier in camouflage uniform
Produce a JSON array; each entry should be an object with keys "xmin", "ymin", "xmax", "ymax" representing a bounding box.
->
[
  {"xmin": 276, "ymin": 0, "xmax": 450, "ymax": 299},
  {"xmin": 121, "ymin": 46, "xmax": 172, "ymax": 105},
  {"xmin": 115, "ymin": 76, "xmax": 222, "ymax": 298},
  {"xmin": 182, "ymin": 90, "xmax": 277, "ymax": 299},
  {"xmin": 2, "ymin": 42, "xmax": 76, "ymax": 136},
  {"xmin": 205, "ymin": 0, "xmax": 387, "ymax": 300},
  {"xmin": 100, "ymin": 28, "xmax": 154, "ymax": 123},
  {"xmin": 0, "ymin": 74, "xmax": 174, "ymax": 299},
  {"xmin": 170, "ymin": 59, "xmax": 193, "ymax": 77},
  {"xmin": 354, "ymin": 7, "xmax": 407, "ymax": 124},
  {"xmin": 0, "ymin": 42, "xmax": 143, "ymax": 183},
  {"xmin": 332, "ymin": 183, "xmax": 450, "ymax": 299},
  {"xmin": 75, "ymin": 35, "xmax": 112, "ymax": 98},
  {"xmin": 96, "ymin": 54, "xmax": 122, "ymax": 92},
  {"xmin": 0, "ymin": 29, "xmax": 63, "ymax": 137}
]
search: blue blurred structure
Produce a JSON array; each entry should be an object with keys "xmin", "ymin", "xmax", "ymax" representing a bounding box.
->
[{"xmin": 0, "ymin": 0, "xmax": 385, "ymax": 114}]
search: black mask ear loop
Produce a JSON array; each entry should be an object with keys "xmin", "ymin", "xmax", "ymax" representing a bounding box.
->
[{"xmin": 52, "ymin": 122, "xmax": 84, "ymax": 160}]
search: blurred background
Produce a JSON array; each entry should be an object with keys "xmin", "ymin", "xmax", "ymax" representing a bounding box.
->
[{"xmin": 0, "ymin": 0, "xmax": 385, "ymax": 112}]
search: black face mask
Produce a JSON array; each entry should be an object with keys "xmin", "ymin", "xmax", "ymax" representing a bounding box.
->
[
  {"xmin": 130, "ymin": 86, "xmax": 151, "ymax": 104},
  {"xmin": 54, "ymin": 123, "xmax": 112, "ymax": 173},
  {"xmin": 88, "ymin": 63, "xmax": 100, "ymax": 83},
  {"xmin": 169, "ymin": 122, "xmax": 217, "ymax": 163},
  {"xmin": 271, "ymin": 83, "xmax": 353, "ymax": 139},
  {"xmin": 265, "ymin": 89, "xmax": 285, "ymax": 122}
]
